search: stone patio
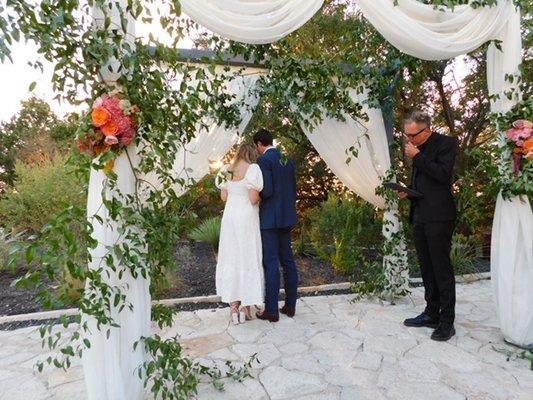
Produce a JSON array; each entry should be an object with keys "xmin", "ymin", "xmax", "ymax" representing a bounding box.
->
[{"xmin": 1, "ymin": 279, "xmax": 532, "ymax": 399}]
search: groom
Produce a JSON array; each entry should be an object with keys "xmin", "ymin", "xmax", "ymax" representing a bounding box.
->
[{"xmin": 253, "ymin": 128, "xmax": 299, "ymax": 322}]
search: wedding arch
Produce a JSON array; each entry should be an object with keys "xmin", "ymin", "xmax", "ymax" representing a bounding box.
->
[{"xmin": 1, "ymin": 1, "xmax": 530, "ymax": 400}]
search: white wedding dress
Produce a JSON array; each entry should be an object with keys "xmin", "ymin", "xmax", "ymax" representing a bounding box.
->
[{"xmin": 216, "ymin": 164, "xmax": 265, "ymax": 306}]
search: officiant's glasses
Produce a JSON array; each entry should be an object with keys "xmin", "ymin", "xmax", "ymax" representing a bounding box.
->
[{"xmin": 404, "ymin": 127, "xmax": 428, "ymax": 139}]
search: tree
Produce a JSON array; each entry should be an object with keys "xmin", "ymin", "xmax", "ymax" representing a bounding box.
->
[{"xmin": 0, "ymin": 98, "xmax": 78, "ymax": 184}]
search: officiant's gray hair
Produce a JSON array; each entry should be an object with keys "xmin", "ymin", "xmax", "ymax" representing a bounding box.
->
[{"xmin": 404, "ymin": 110, "xmax": 431, "ymax": 128}]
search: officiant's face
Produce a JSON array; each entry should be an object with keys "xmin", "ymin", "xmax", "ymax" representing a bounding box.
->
[{"xmin": 404, "ymin": 122, "xmax": 431, "ymax": 146}]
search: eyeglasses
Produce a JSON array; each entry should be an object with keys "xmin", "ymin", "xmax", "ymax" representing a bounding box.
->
[{"xmin": 404, "ymin": 127, "xmax": 427, "ymax": 139}]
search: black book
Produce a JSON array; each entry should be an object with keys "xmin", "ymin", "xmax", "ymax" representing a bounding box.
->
[{"xmin": 384, "ymin": 182, "xmax": 423, "ymax": 198}]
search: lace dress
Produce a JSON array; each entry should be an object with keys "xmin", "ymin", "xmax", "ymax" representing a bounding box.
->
[{"xmin": 216, "ymin": 164, "xmax": 265, "ymax": 306}]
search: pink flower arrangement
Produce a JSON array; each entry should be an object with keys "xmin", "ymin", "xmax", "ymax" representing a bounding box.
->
[
  {"xmin": 77, "ymin": 92, "xmax": 139, "ymax": 157},
  {"xmin": 507, "ymin": 120, "xmax": 533, "ymax": 147},
  {"xmin": 506, "ymin": 119, "xmax": 533, "ymax": 175}
]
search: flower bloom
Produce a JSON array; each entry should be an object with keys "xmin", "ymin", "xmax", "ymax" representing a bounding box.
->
[
  {"xmin": 507, "ymin": 127, "xmax": 532, "ymax": 145},
  {"xmin": 513, "ymin": 120, "xmax": 533, "ymax": 130},
  {"xmin": 524, "ymin": 138, "xmax": 533, "ymax": 160},
  {"xmin": 102, "ymin": 97, "xmax": 123, "ymax": 118},
  {"xmin": 101, "ymin": 121, "xmax": 119, "ymax": 136},
  {"xmin": 119, "ymin": 128, "xmax": 136, "ymax": 146},
  {"xmin": 91, "ymin": 107, "xmax": 111, "ymax": 127},
  {"xmin": 104, "ymin": 135, "xmax": 119, "ymax": 145},
  {"xmin": 116, "ymin": 116, "xmax": 132, "ymax": 133}
]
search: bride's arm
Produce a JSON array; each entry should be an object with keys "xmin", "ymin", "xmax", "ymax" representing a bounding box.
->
[
  {"xmin": 249, "ymin": 189, "xmax": 260, "ymax": 205},
  {"xmin": 220, "ymin": 189, "xmax": 228, "ymax": 202}
]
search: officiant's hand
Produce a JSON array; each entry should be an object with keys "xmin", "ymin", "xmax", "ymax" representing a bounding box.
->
[
  {"xmin": 405, "ymin": 142, "xmax": 420, "ymax": 159},
  {"xmin": 397, "ymin": 191, "xmax": 408, "ymax": 199}
]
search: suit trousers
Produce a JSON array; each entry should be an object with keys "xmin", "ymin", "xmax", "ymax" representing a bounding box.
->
[
  {"xmin": 412, "ymin": 220, "xmax": 456, "ymax": 324},
  {"xmin": 261, "ymin": 228, "xmax": 299, "ymax": 315}
]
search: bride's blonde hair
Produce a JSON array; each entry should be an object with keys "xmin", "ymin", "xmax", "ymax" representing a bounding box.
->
[{"xmin": 230, "ymin": 143, "xmax": 259, "ymax": 171}]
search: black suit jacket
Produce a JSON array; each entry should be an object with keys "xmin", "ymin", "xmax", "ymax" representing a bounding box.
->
[{"xmin": 409, "ymin": 133, "xmax": 458, "ymax": 223}]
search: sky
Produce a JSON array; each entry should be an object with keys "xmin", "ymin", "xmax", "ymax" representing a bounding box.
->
[{"xmin": 0, "ymin": 3, "xmax": 195, "ymax": 123}]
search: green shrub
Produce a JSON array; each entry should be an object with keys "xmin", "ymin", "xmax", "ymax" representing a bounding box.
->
[
  {"xmin": 0, "ymin": 228, "xmax": 25, "ymax": 271},
  {"xmin": 451, "ymin": 233, "xmax": 479, "ymax": 276},
  {"xmin": 306, "ymin": 194, "xmax": 382, "ymax": 274},
  {"xmin": 189, "ymin": 216, "xmax": 222, "ymax": 254},
  {"xmin": 0, "ymin": 155, "xmax": 86, "ymax": 233}
]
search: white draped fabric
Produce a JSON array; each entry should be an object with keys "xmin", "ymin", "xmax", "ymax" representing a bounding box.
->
[
  {"xmin": 138, "ymin": 74, "xmax": 259, "ymax": 202},
  {"xmin": 301, "ymin": 90, "xmax": 390, "ymax": 209},
  {"xmin": 491, "ymin": 194, "xmax": 533, "ymax": 348},
  {"xmin": 82, "ymin": 149, "xmax": 151, "ymax": 400},
  {"xmin": 356, "ymin": 0, "xmax": 522, "ymax": 112},
  {"xmin": 168, "ymin": 75, "xmax": 260, "ymax": 195},
  {"xmin": 180, "ymin": 0, "xmax": 324, "ymax": 44},
  {"xmin": 83, "ymin": 4, "xmax": 151, "ymax": 400},
  {"xmin": 300, "ymin": 89, "xmax": 409, "ymax": 291}
]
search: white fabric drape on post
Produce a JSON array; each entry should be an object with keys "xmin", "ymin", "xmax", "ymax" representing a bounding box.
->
[
  {"xmin": 491, "ymin": 194, "xmax": 533, "ymax": 348},
  {"xmin": 84, "ymin": 3, "xmax": 150, "ymax": 400},
  {"xmin": 300, "ymin": 89, "xmax": 409, "ymax": 291},
  {"xmin": 83, "ymin": 149, "xmax": 151, "ymax": 400},
  {"xmin": 180, "ymin": 0, "xmax": 324, "ymax": 44}
]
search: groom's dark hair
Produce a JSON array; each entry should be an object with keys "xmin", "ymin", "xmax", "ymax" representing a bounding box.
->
[{"xmin": 253, "ymin": 128, "xmax": 274, "ymax": 146}]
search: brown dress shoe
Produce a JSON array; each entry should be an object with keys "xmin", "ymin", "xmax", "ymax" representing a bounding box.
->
[
  {"xmin": 256, "ymin": 311, "xmax": 279, "ymax": 322},
  {"xmin": 280, "ymin": 305, "xmax": 295, "ymax": 318}
]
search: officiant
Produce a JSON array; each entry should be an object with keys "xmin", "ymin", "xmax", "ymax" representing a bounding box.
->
[{"xmin": 398, "ymin": 110, "xmax": 458, "ymax": 342}]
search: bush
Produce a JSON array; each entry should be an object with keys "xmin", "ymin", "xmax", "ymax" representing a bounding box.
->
[
  {"xmin": 306, "ymin": 194, "xmax": 383, "ymax": 274},
  {"xmin": 189, "ymin": 216, "xmax": 222, "ymax": 254},
  {"xmin": 0, "ymin": 228, "xmax": 25, "ymax": 271},
  {"xmin": 0, "ymin": 155, "xmax": 86, "ymax": 233},
  {"xmin": 450, "ymin": 233, "xmax": 479, "ymax": 276}
]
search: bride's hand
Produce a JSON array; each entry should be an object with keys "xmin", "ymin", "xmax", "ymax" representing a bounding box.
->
[{"xmin": 249, "ymin": 189, "xmax": 261, "ymax": 205}]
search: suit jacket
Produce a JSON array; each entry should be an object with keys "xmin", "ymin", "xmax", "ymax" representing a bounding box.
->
[
  {"xmin": 257, "ymin": 148, "xmax": 298, "ymax": 230},
  {"xmin": 409, "ymin": 133, "xmax": 458, "ymax": 223}
]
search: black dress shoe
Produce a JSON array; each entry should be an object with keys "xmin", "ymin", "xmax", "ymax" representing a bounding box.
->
[
  {"xmin": 403, "ymin": 312, "xmax": 439, "ymax": 329},
  {"xmin": 431, "ymin": 323, "xmax": 455, "ymax": 341},
  {"xmin": 256, "ymin": 311, "xmax": 279, "ymax": 322},
  {"xmin": 280, "ymin": 305, "xmax": 295, "ymax": 318}
]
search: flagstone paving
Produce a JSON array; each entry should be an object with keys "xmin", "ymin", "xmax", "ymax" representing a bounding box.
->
[{"xmin": 0, "ymin": 279, "xmax": 532, "ymax": 399}]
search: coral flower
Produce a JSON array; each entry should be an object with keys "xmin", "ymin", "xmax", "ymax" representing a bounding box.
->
[
  {"xmin": 119, "ymin": 128, "xmax": 136, "ymax": 147},
  {"xmin": 524, "ymin": 138, "xmax": 533, "ymax": 160},
  {"xmin": 507, "ymin": 127, "xmax": 533, "ymax": 144},
  {"xmin": 116, "ymin": 116, "xmax": 132, "ymax": 134},
  {"xmin": 92, "ymin": 107, "xmax": 111, "ymax": 127},
  {"xmin": 101, "ymin": 121, "xmax": 119, "ymax": 136},
  {"xmin": 102, "ymin": 97, "xmax": 123, "ymax": 117}
]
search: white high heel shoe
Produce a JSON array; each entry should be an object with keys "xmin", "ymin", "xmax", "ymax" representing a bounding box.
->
[
  {"xmin": 230, "ymin": 304, "xmax": 240, "ymax": 325},
  {"xmin": 239, "ymin": 309, "xmax": 246, "ymax": 324}
]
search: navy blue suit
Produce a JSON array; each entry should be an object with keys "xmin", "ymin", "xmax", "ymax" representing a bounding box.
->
[{"xmin": 257, "ymin": 148, "xmax": 298, "ymax": 315}]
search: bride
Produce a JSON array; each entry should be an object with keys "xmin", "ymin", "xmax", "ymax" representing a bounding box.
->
[{"xmin": 215, "ymin": 143, "xmax": 264, "ymax": 324}]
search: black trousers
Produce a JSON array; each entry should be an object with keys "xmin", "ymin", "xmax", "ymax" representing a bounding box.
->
[{"xmin": 412, "ymin": 220, "xmax": 456, "ymax": 324}]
